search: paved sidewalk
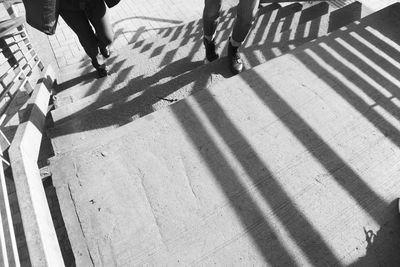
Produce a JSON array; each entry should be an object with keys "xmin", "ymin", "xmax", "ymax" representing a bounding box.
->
[
  {"xmin": 42, "ymin": 0, "xmax": 399, "ymax": 69},
  {"xmin": 2, "ymin": 0, "xmax": 396, "ymax": 69},
  {"xmin": 4, "ymin": 0, "xmax": 394, "ymax": 69},
  {"xmin": 50, "ymin": 0, "xmax": 238, "ymax": 68}
]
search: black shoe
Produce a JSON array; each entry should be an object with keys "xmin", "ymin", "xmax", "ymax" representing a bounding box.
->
[
  {"xmin": 203, "ymin": 37, "xmax": 219, "ymax": 62},
  {"xmin": 100, "ymin": 46, "xmax": 111, "ymax": 58},
  {"xmin": 96, "ymin": 65, "xmax": 108, "ymax": 77},
  {"xmin": 91, "ymin": 57, "xmax": 108, "ymax": 78},
  {"xmin": 227, "ymin": 39, "xmax": 243, "ymax": 75}
]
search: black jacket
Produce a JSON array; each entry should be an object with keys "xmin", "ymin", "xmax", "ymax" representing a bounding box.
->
[
  {"xmin": 104, "ymin": 0, "xmax": 120, "ymax": 8},
  {"xmin": 60, "ymin": 0, "xmax": 120, "ymax": 10}
]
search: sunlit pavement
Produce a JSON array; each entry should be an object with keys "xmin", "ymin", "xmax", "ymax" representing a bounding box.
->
[{"xmin": 49, "ymin": 2, "xmax": 400, "ymax": 265}]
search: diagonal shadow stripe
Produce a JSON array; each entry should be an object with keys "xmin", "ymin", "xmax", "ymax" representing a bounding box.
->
[
  {"xmin": 171, "ymin": 98, "xmax": 300, "ymax": 266},
  {"xmin": 298, "ymin": 45, "xmax": 400, "ymax": 150},
  {"xmin": 241, "ymin": 70, "xmax": 388, "ymax": 224},
  {"xmin": 179, "ymin": 83, "xmax": 344, "ymax": 266},
  {"xmin": 312, "ymin": 37, "xmax": 400, "ymax": 126}
]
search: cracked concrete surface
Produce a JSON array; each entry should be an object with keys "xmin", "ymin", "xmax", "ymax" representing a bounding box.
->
[{"xmin": 49, "ymin": 2, "xmax": 400, "ymax": 266}]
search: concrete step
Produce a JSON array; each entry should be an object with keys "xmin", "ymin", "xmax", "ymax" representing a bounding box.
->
[
  {"xmin": 49, "ymin": 3, "xmax": 400, "ymax": 265},
  {"xmin": 55, "ymin": 1, "xmax": 364, "ymax": 110},
  {"xmin": 52, "ymin": 2, "xmax": 333, "ymax": 120},
  {"xmin": 53, "ymin": 1, "xmax": 365, "ymax": 112},
  {"xmin": 53, "ymin": 3, "xmax": 303, "ymax": 107},
  {"xmin": 48, "ymin": 1, "xmax": 368, "ymax": 154}
]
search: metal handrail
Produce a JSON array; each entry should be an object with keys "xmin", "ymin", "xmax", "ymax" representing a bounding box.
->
[
  {"xmin": 0, "ymin": 43, "xmax": 34, "ymax": 68},
  {"xmin": 0, "ymin": 1, "xmax": 49, "ymax": 266},
  {"xmin": 0, "ymin": 36, "xmax": 30, "ymax": 49},
  {"xmin": 0, "ymin": 16, "xmax": 24, "ymax": 37},
  {"xmin": 0, "ymin": 30, "xmax": 25, "ymax": 40},
  {"xmin": 0, "ymin": 146, "xmax": 19, "ymax": 267}
]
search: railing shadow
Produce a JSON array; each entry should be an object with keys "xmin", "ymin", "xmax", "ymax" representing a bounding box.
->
[
  {"xmin": 239, "ymin": 4, "xmax": 400, "ymax": 264},
  {"xmin": 4, "ymin": 168, "xmax": 31, "ymax": 266},
  {"xmin": 171, "ymin": 102, "xmax": 298, "ymax": 265},
  {"xmin": 240, "ymin": 68, "xmax": 388, "ymax": 227},
  {"xmin": 54, "ymin": 4, "xmax": 273, "ymax": 96},
  {"xmin": 52, "ymin": 3, "xmax": 314, "ymax": 134},
  {"xmin": 295, "ymin": 6, "xmax": 400, "ymax": 151},
  {"xmin": 168, "ymin": 4, "xmax": 400, "ymax": 262},
  {"xmin": 57, "ymin": 0, "xmax": 360, "ymax": 102},
  {"xmin": 50, "ymin": 2, "xmax": 400, "ymax": 264},
  {"xmin": 132, "ymin": 5, "xmax": 237, "ymax": 53},
  {"xmin": 52, "ymin": 2, "xmax": 358, "ymax": 138},
  {"xmin": 49, "ymin": 56, "xmax": 232, "ymax": 137},
  {"xmin": 173, "ymin": 4, "xmax": 400, "ymax": 264},
  {"xmin": 170, "ymin": 84, "xmax": 343, "ymax": 266}
]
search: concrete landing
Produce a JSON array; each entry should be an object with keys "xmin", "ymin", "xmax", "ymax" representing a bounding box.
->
[{"xmin": 50, "ymin": 3, "xmax": 400, "ymax": 266}]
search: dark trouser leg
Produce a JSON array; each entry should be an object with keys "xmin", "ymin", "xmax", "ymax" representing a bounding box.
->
[
  {"xmin": 59, "ymin": 9, "xmax": 99, "ymax": 59},
  {"xmin": 231, "ymin": 0, "xmax": 260, "ymax": 43},
  {"xmin": 203, "ymin": 0, "xmax": 222, "ymax": 38},
  {"xmin": 86, "ymin": 0, "xmax": 114, "ymax": 49}
]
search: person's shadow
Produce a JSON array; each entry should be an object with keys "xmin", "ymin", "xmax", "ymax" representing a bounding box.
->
[{"xmin": 349, "ymin": 199, "xmax": 400, "ymax": 266}]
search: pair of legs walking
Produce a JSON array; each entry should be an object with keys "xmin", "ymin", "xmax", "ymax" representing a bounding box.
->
[
  {"xmin": 203, "ymin": 0, "xmax": 260, "ymax": 74},
  {"xmin": 59, "ymin": 0, "xmax": 113, "ymax": 77}
]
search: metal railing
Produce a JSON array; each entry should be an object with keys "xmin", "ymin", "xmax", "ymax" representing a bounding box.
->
[
  {"xmin": 0, "ymin": 1, "xmax": 52, "ymax": 266},
  {"xmin": 0, "ymin": 16, "xmax": 44, "ymax": 123}
]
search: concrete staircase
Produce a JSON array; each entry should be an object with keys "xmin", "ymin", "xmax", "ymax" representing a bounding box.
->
[
  {"xmin": 49, "ymin": 1, "xmax": 369, "ymax": 154},
  {"xmin": 48, "ymin": 1, "xmax": 400, "ymax": 266}
]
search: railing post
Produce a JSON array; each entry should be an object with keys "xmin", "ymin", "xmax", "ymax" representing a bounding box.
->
[
  {"xmin": 0, "ymin": 147, "xmax": 20, "ymax": 267},
  {"xmin": 2, "ymin": 0, "xmax": 39, "ymax": 93},
  {"xmin": 3, "ymin": 1, "xmax": 19, "ymax": 19}
]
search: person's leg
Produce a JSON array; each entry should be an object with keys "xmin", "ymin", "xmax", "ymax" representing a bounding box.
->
[
  {"xmin": 60, "ymin": 9, "xmax": 107, "ymax": 77},
  {"xmin": 228, "ymin": 0, "xmax": 260, "ymax": 74},
  {"xmin": 231, "ymin": 0, "xmax": 260, "ymax": 44},
  {"xmin": 203, "ymin": 0, "xmax": 222, "ymax": 39},
  {"xmin": 86, "ymin": 0, "xmax": 114, "ymax": 57},
  {"xmin": 203, "ymin": 0, "xmax": 222, "ymax": 62},
  {"xmin": 59, "ymin": 9, "xmax": 99, "ymax": 59}
]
